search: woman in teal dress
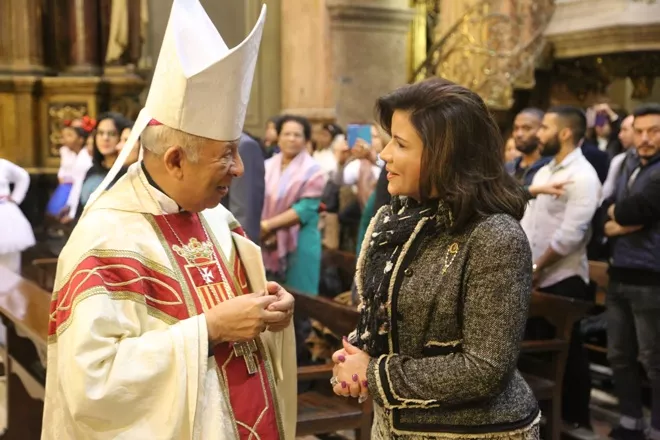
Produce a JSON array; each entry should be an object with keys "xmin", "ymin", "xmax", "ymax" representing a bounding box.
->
[{"xmin": 261, "ymin": 115, "xmax": 327, "ymax": 295}]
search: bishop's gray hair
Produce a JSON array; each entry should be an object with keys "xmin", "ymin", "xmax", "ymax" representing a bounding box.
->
[{"xmin": 140, "ymin": 125, "xmax": 206, "ymax": 163}]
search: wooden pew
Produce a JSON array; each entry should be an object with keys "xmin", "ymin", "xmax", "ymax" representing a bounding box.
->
[
  {"xmin": 589, "ymin": 260, "xmax": 609, "ymax": 307},
  {"xmin": 29, "ymin": 258, "xmax": 58, "ymax": 293},
  {"xmin": 0, "ymin": 265, "xmax": 50, "ymax": 440},
  {"xmin": 519, "ymin": 291, "xmax": 593, "ymax": 440},
  {"xmin": 290, "ymin": 290, "xmax": 372, "ymax": 439}
]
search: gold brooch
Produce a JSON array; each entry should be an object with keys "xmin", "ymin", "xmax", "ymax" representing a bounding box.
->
[{"xmin": 442, "ymin": 242, "xmax": 459, "ymax": 274}]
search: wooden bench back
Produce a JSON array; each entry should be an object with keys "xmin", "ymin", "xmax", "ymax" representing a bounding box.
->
[
  {"xmin": 290, "ymin": 288, "xmax": 360, "ymax": 338},
  {"xmin": 528, "ymin": 290, "xmax": 592, "ymax": 341},
  {"xmin": 521, "ymin": 290, "xmax": 593, "ymax": 388},
  {"xmin": 321, "ymin": 249, "xmax": 357, "ymax": 296},
  {"xmin": 0, "ymin": 265, "xmax": 50, "ymax": 348},
  {"xmin": 588, "ymin": 260, "xmax": 609, "ymax": 306}
]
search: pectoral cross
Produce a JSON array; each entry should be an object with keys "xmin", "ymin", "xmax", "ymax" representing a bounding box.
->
[{"xmin": 233, "ymin": 340, "xmax": 259, "ymax": 374}]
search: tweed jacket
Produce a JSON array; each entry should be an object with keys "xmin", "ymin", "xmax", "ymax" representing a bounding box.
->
[{"xmin": 352, "ymin": 203, "xmax": 540, "ymax": 438}]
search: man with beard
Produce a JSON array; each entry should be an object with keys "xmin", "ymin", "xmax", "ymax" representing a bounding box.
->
[
  {"xmin": 520, "ymin": 106, "xmax": 602, "ymax": 434},
  {"xmin": 602, "ymin": 103, "xmax": 660, "ymax": 440},
  {"xmin": 506, "ymin": 108, "xmax": 551, "ymax": 187}
]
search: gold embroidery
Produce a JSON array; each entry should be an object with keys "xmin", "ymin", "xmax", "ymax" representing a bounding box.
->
[
  {"xmin": 50, "ymin": 287, "xmax": 179, "ymax": 343},
  {"xmin": 144, "ymin": 214, "xmax": 200, "ymax": 317},
  {"xmin": 199, "ymin": 215, "xmax": 247, "ymax": 295},
  {"xmin": 53, "ymin": 248, "xmax": 177, "ymax": 294},
  {"xmin": 219, "ymin": 337, "xmax": 273, "ymax": 438},
  {"xmin": 172, "ymin": 237, "xmax": 215, "ymax": 263}
]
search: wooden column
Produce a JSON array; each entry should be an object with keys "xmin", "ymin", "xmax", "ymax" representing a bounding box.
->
[
  {"xmin": 64, "ymin": 0, "xmax": 101, "ymax": 75},
  {"xmin": 328, "ymin": 0, "xmax": 414, "ymax": 126},
  {"xmin": 280, "ymin": 0, "xmax": 336, "ymax": 124},
  {"xmin": 0, "ymin": 0, "xmax": 46, "ymax": 74},
  {"xmin": 127, "ymin": 0, "xmax": 143, "ymax": 68}
]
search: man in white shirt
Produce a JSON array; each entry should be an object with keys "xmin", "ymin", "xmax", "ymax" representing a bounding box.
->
[{"xmin": 521, "ymin": 105, "xmax": 602, "ymax": 432}]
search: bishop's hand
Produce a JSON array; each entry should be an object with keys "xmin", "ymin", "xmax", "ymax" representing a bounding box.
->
[
  {"xmin": 205, "ymin": 292, "xmax": 285, "ymax": 344},
  {"xmin": 263, "ymin": 282, "xmax": 294, "ymax": 332}
]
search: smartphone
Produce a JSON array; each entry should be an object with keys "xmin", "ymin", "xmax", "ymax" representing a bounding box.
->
[
  {"xmin": 347, "ymin": 124, "xmax": 372, "ymax": 149},
  {"xmin": 595, "ymin": 112, "xmax": 609, "ymax": 127}
]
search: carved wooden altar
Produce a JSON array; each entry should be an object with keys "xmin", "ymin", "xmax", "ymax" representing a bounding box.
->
[{"xmin": 0, "ymin": 0, "xmax": 147, "ymax": 170}]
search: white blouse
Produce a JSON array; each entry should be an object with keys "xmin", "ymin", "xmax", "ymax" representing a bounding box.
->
[{"xmin": 0, "ymin": 159, "xmax": 30, "ymax": 204}]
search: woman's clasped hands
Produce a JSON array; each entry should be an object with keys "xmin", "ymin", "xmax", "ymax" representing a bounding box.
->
[{"xmin": 331, "ymin": 337, "xmax": 371, "ymax": 403}]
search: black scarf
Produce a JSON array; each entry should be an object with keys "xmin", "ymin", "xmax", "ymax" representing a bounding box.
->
[{"xmin": 354, "ymin": 197, "xmax": 450, "ymax": 356}]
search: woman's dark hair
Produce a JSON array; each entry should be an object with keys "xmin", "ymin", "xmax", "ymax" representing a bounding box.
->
[
  {"xmin": 322, "ymin": 122, "xmax": 344, "ymax": 139},
  {"xmin": 92, "ymin": 112, "xmax": 130, "ymax": 168},
  {"xmin": 267, "ymin": 115, "xmax": 282, "ymax": 125},
  {"xmin": 275, "ymin": 114, "xmax": 312, "ymax": 141},
  {"xmin": 375, "ymin": 77, "xmax": 527, "ymax": 231}
]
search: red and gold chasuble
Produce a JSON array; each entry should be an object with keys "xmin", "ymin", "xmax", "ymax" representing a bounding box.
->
[
  {"xmin": 149, "ymin": 212, "xmax": 282, "ymax": 440},
  {"xmin": 48, "ymin": 210, "xmax": 284, "ymax": 439},
  {"xmin": 151, "ymin": 212, "xmax": 282, "ymax": 440}
]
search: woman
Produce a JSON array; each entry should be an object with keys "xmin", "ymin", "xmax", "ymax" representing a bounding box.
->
[
  {"xmin": 116, "ymin": 121, "xmax": 138, "ymax": 166},
  {"xmin": 73, "ymin": 112, "xmax": 129, "ymax": 219},
  {"xmin": 331, "ymin": 78, "xmax": 540, "ymax": 439},
  {"xmin": 0, "ymin": 159, "xmax": 36, "ymax": 273},
  {"xmin": 261, "ymin": 114, "xmax": 327, "ymax": 295},
  {"xmin": 313, "ymin": 122, "xmax": 344, "ymax": 177},
  {"xmin": 262, "ymin": 116, "xmax": 281, "ymax": 158}
]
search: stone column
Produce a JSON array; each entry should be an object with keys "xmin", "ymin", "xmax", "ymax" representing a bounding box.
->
[
  {"xmin": 0, "ymin": 0, "xmax": 46, "ymax": 74},
  {"xmin": 280, "ymin": 0, "xmax": 336, "ymax": 124},
  {"xmin": 64, "ymin": 0, "xmax": 101, "ymax": 75},
  {"xmin": 327, "ymin": 0, "xmax": 414, "ymax": 126}
]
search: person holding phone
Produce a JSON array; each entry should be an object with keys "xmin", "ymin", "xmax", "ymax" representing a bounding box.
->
[{"xmin": 333, "ymin": 123, "xmax": 384, "ymax": 204}]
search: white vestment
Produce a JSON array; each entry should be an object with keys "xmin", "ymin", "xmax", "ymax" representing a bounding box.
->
[{"xmin": 42, "ymin": 164, "xmax": 297, "ymax": 439}]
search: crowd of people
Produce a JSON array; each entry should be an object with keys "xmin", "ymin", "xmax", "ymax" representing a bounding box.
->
[
  {"xmin": 0, "ymin": 2, "xmax": 658, "ymax": 436},
  {"xmin": 0, "ymin": 90, "xmax": 658, "ymax": 440}
]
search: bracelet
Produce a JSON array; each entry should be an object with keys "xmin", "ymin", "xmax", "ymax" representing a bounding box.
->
[{"xmin": 532, "ymin": 264, "xmax": 538, "ymax": 273}]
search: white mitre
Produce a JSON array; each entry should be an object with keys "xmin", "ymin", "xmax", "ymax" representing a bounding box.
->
[{"xmin": 84, "ymin": 0, "xmax": 267, "ymax": 213}]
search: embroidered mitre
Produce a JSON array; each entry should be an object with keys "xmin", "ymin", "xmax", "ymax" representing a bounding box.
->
[{"xmin": 84, "ymin": 0, "xmax": 267, "ymax": 213}]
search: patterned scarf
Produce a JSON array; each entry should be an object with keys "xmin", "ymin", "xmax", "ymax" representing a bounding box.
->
[
  {"xmin": 355, "ymin": 197, "xmax": 450, "ymax": 356},
  {"xmin": 262, "ymin": 151, "xmax": 327, "ymax": 277}
]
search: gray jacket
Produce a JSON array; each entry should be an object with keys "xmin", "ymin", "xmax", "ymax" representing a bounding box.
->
[{"xmin": 354, "ymin": 207, "xmax": 539, "ymax": 437}]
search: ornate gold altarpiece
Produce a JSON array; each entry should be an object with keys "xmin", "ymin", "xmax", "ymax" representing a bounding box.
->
[
  {"xmin": 410, "ymin": 0, "xmax": 555, "ymax": 111},
  {"xmin": 0, "ymin": 0, "xmax": 148, "ymax": 171},
  {"xmin": 409, "ymin": 0, "xmax": 660, "ymax": 113}
]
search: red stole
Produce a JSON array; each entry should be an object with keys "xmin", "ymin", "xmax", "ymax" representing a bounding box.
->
[{"xmin": 151, "ymin": 212, "xmax": 282, "ymax": 440}]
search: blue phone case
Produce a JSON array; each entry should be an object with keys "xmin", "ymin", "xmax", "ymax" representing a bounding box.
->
[{"xmin": 347, "ymin": 124, "xmax": 372, "ymax": 148}]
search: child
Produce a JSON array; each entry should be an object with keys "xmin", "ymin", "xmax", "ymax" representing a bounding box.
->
[
  {"xmin": 46, "ymin": 117, "xmax": 94, "ymax": 221},
  {"xmin": 0, "ymin": 159, "xmax": 36, "ymax": 273}
]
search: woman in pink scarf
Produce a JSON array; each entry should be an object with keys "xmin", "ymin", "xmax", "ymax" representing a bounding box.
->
[{"xmin": 261, "ymin": 115, "xmax": 328, "ymax": 294}]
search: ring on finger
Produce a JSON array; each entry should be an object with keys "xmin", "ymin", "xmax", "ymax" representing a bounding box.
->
[{"xmin": 330, "ymin": 376, "xmax": 339, "ymax": 387}]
